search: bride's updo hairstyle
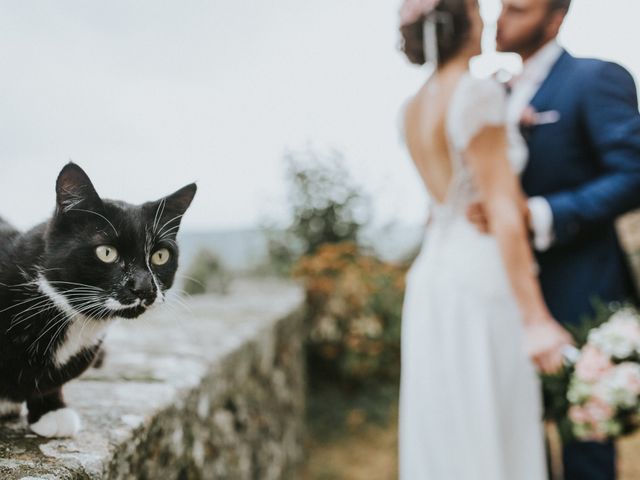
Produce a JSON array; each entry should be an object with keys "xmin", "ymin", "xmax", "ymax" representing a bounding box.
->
[{"xmin": 400, "ymin": 0, "xmax": 473, "ymax": 66}]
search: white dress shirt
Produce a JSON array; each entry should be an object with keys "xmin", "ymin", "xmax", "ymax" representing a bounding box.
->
[{"xmin": 507, "ymin": 41, "xmax": 564, "ymax": 251}]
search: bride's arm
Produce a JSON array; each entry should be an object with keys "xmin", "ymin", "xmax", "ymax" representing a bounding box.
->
[{"xmin": 466, "ymin": 125, "xmax": 572, "ymax": 373}]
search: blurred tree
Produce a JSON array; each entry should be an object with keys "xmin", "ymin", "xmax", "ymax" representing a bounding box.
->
[
  {"xmin": 264, "ymin": 147, "xmax": 410, "ymax": 384},
  {"xmin": 266, "ymin": 147, "xmax": 371, "ymax": 274},
  {"xmin": 183, "ymin": 249, "xmax": 232, "ymax": 295}
]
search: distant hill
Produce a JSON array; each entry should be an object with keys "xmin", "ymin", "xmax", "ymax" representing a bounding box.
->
[
  {"xmin": 176, "ymin": 225, "xmax": 426, "ymax": 274},
  {"xmin": 177, "ymin": 229, "xmax": 271, "ymax": 273}
]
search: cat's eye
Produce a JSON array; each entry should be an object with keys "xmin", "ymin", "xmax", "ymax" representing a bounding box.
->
[
  {"xmin": 151, "ymin": 248, "xmax": 170, "ymax": 266},
  {"xmin": 95, "ymin": 245, "xmax": 119, "ymax": 264}
]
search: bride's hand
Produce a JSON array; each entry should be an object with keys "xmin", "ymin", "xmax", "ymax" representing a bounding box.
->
[{"xmin": 524, "ymin": 319, "xmax": 574, "ymax": 375}]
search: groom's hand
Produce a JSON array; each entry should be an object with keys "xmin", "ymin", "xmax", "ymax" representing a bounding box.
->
[
  {"xmin": 466, "ymin": 200, "xmax": 533, "ymax": 237},
  {"xmin": 466, "ymin": 202, "xmax": 490, "ymax": 234}
]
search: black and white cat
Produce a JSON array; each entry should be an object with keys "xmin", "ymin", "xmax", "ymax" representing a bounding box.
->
[{"xmin": 0, "ymin": 163, "xmax": 196, "ymax": 437}]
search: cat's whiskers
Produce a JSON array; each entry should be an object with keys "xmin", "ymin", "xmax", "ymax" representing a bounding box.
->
[
  {"xmin": 33, "ymin": 309, "xmax": 95, "ymax": 357},
  {"xmin": 156, "ymin": 218, "xmax": 183, "ymax": 240},
  {"xmin": 8, "ymin": 302, "xmax": 58, "ymax": 332},
  {"xmin": 158, "ymin": 301, "xmax": 183, "ymax": 321},
  {"xmin": 7, "ymin": 299, "xmax": 53, "ymax": 321},
  {"xmin": 175, "ymin": 273, "xmax": 204, "ymax": 288},
  {"xmin": 44, "ymin": 280, "xmax": 104, "ymax": 292},
  {"xmin": 152, "ymin": 198, "xmax": 167, "ymax": 236},
  {"xmin": 7, "ymin": 289, "xmax": 104, "ymax": 328},
  {"xmin": 77, "ymin": 300, "xmax": 110, "ymax": 331},
  {"xmin": 27, "ymin": 309, "xmax": 73, "ymax": 355},
  {"xmin": 0, "ymin": 280, "xmax": 35, "ymax": 288},
  {"xmin": 1, "ymin": 293, "xmax": 49, "ymax": 313},
  {"xmin": 43, "ymin": 316, "xmax": 74, "ymax": 359},
  {"xmin": 14, "ymin": 292, "xmax": 105, "ymax": 340},
  {"xmin": 60, "ymin": 185, "xmax": 85, "ymax": 212},
  {"xmin": 157, "ymin": 225, "xmax": 181, "ymax": 241},
  {"xmin": 65, "ymin": 208, "xmax": 119, "ymax": 238},
  {"xmin": 63, "ymin": 306, "xmax": 104, "ymax": 356},
  {"xmin": 33, "ymin": 298, "xmax": 110, "ymax": 358},
  {"xmin": 161, "ymin": 239, "xmax": 178, "ymax": 248},
  {"xmin": 173, "ymin": 273, "xmax": 204, "ymax": 299},
  {"xmin": 164, "ymin": 289, "xmax": 193, "ymax": 316},
  {"xmin": 20, "ymin": 278, "xmax": 108, "ymax": 349},
  {"xmin": 5, "ymin": 288, "xmax": 97, "ymax": 331},
  {"xmin": 0, "ymin": 279, "xmax": 39, "ymax": 292}
]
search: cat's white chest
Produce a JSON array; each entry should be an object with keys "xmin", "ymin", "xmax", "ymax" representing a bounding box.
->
[
  {"xmin": 36, "ymin": 274, "xmax": 110, "ymax": 367},
  {"xmin": 54, "ymin": 317, "xmax": 109, "ymax": 367}
]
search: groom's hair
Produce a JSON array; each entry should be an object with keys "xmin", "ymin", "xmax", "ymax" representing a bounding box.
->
[{"xmin": 548, "ymin": 0, "xmax": 572, "ymax": 12}]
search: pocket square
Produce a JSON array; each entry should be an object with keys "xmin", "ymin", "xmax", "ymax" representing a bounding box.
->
[
  {"xmin": 535, "ymin": 110, "xmax": 561, "ymax": 125},
  {"xmin": 520, "ymin": 106, "xmax": 561, "ymax": 128}
]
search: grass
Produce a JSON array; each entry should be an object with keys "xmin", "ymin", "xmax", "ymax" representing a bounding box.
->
[
  {"xmin": 302, "ymin": 419, "xmax": 398, "ymax": 480},
  {"xmin": 302, "ymin": 379, "xmax": 640, "ymax": 480},
  {"xmin": 302, "ymin": 379, "xmax": 399, "ymax": 480}
]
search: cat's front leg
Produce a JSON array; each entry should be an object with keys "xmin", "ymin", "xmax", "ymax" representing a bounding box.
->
[
  {"xmin": 27, "ymin": 388, "xmax": 81, "ymax": 437},
  {"xmin": 92, "ymin": 345, "xmax": 107, "ymax": 369}
]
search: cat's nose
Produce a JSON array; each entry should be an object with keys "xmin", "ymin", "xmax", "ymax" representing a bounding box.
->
[{"xmin": 127, "ymin": 274, "xmax": 156, "ymax": 304}]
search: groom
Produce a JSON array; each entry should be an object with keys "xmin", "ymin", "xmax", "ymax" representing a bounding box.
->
[{"xmin": 468, "ymin": 0, "xmax": 640, "ymax": 479}]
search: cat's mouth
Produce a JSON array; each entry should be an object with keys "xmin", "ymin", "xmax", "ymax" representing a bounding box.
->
[
  {"xmin": 112, "ymin": 305, "xmax": 148, "ymax": 319},
  {"xmin": 103, "ymin": 298, "xmax": 152, "ymax": 319}
]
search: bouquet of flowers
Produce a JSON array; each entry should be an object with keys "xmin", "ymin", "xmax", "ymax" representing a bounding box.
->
[{"xmin": 544, "ymin": 305, "xmax": 640, "ymax": 442}]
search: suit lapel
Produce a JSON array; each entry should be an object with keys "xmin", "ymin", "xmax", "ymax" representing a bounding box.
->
[
  {"xmin": 521, "ymin": 51, "xmax": 574, "ymax": 192},
  {"xmin": 529, "ymin": 50, "xmax": 572, "ymax": 112}
]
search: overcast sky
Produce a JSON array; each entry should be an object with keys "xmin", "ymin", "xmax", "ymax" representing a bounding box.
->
[{"xmin": 1, "ymin": 0, "xmax": 638, "ymax": 232}]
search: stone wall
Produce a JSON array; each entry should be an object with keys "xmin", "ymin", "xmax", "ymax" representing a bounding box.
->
[
  {"xmin": 618, "ymin": 210, "xmax": 640, "ymax": 293},
  {"xmin": 0, "ymin": 279, "xmax": 306, "ymax": 480}
]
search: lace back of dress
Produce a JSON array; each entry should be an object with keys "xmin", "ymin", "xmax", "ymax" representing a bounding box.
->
[
  {"xmin": 430, "ymin": 142, "xmax": 476, "ymax": 224},
  {"xmin": 431, "ymin": 73, "xmax": 518, "ymax": 223}
]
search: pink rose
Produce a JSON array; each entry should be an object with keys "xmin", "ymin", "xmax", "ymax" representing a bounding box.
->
[
  {"xmin": 569, "ymin": 405, "xmax": 588, "ymax": 424},
  {"xmin": 575, "ymin": 345, "xmax": 614, "ymax": 383},
  {"xmin": 399, "ymin": 0, "xmax": 440, "ymax": 27},
  {"xmin": 584, "ymin": 397, "xmax": 615, "ymax": 424},
  {"xmin": 570, "ymin": 400, "xmax": 613, "ymax": 441}
]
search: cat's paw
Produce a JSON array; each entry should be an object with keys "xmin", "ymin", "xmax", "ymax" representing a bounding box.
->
[
  {"xmin": 0, "ymin": 400, "xmax": 22, "ymax": 419},
  {"xmin": 29, "ymin": 408, "xmax": 81, "ymax": 437}
]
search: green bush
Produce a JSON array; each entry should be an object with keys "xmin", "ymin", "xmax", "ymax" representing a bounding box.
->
[{"xmin": 294, "ymin": 242, "xmax": 407, "ymax": 383}]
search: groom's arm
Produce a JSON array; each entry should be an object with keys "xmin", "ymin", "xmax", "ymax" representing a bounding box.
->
[{"xmin": 543, "ymin": 62, "xmax": 640, "ymax": 247}]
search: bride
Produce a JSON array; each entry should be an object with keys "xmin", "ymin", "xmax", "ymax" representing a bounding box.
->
[{"xmin": 397, "ymin": 0, "xmax": 572, "ymax": 478}]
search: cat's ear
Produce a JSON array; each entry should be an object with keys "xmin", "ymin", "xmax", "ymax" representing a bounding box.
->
[
  {"xmin": 164, "ymin": 183, "xmax": 197, "ymax": 216},
  {"xmin": 147, "ymin": 183, "xmax": 197, "ymax": 238},
  {"xmin": 55, "ymin": 163, "xmax": 102, "ymax": 213}
]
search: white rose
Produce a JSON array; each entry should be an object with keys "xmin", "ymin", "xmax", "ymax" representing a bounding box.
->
[
  {"xmin": 568, "ymin": 378, "xmax": 593, "ymax": 404},
  {"xmin": 588, "ymin": 311, "xmax": 640, "ymax": 360}
]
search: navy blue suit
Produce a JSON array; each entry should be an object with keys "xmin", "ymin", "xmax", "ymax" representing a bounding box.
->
[{"xmin": 522, "ymin": 50, "xmax": 640, "ymax": 480}]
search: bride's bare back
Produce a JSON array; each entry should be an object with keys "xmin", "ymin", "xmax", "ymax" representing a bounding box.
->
[{"xmin": 403, "ymin": 77, "xmax": 460, "ymax": 204}]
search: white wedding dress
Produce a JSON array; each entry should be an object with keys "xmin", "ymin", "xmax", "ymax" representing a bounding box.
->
[{"xmin": 399, "ymin": 73, "xmax": 548, "ymax": 480}]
